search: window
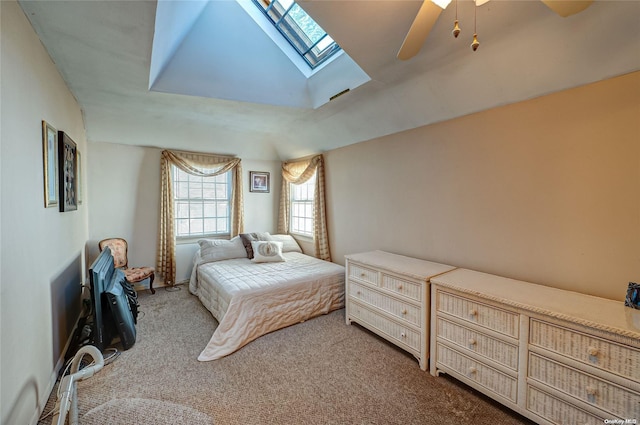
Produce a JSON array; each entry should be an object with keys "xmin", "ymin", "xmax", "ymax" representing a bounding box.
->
[
  {"xmin": 290, "ymin": 173, "xmax": 316, "ymax": 237},
  {"xmin": 253, "ymin": 0, "xmax": 341, "ymax": 69},
  {"xmin": 173, "ymin": 166, "xmax": 231, "ymax": 238}
]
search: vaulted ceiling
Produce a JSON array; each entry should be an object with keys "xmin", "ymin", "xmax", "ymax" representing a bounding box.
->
[{"xmin": 18, "ymin": 0, "xmax": 640, "ymax": 160}]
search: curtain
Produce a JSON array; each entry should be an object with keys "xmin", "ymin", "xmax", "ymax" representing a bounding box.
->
[
  {"xmin": 158, "ymin": 150, "xmax": 244, "ymax": 285},
  {"xmin": 277, "ymin": 154, "xmax": 331, "ymax": 262}
]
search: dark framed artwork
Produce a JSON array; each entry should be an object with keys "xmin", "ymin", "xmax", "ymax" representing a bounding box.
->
[
  {"xmin": 42, "ymin": 120, "xmax": 59, "ymax": 207},
  {"xmin": 250, "ymin": 171, "xmax": 270, "ymax": 193},
  {"xmin": 77, "ymin": 150, "xmax": 83, "ymax": 205},
  {"xmin": 58, "ymin": 131, "xmax": 78, "ymax": 212},
  {"xmin": 625, "ymin": 282, "xmax": 640, "ymax": 310}
]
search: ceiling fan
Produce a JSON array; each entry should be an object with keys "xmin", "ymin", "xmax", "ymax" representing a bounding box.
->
[{"xmin": 397, "ymin": 0, "xmax": 594, "ymax": 60}]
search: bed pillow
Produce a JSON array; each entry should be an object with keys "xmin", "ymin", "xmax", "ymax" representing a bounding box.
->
[
  {"xmin": 198, "ymin": 236, "xmax": 247, "ymax": 262},
  {"xmin": 239, "ymin": 232, "xmax": 272, "ymax": 259},
  {"xmin": 270, "ymin": 234, "xmax": 303, "ymax": 253},
  {"xmin": 251, "ymin": 241, "xmax": 285, "ymax": 263}
]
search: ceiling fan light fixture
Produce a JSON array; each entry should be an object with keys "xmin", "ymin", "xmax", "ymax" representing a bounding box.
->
[
  {"xmin": 400, "ymin": 0, "xmax": 593, "ymax": 61},
  {"xmin": 431, "ymin": 0, "xmax": 452, "ymax": 10},
  {"xmin": 541, "ymin": 0, "xmax": 593, "ymax": 17}
]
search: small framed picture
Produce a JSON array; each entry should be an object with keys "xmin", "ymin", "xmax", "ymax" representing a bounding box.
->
[
  {"xmin": 250, "ymin": 171, "xmax": 270, "ymax": 193},
  {"xmin": 77, "ymin": 150, "xmax": 83, "ymax": 205},
  {"xmin": 42, "ymin": 120, "xmax": 59, "ymax": 207},
  {"xmin": 625, "ymin": 282, "xmax": 640, "ymax": 310},
  {"xmin": 58, "ymin": 131, "xmax": 78, "ymax": 212}
]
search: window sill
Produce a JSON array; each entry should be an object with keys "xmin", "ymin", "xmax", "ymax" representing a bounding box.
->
[{"xmin": 176, "ymin": 235, "xmax": 230, "ymax": 245}]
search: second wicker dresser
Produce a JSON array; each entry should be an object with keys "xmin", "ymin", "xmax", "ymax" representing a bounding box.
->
[
  {"xmin": 345, "ymin": 250, "xmax": 455, "ymax": 370},
  {"xmin": 430, "ymin": 268, "xmax": 640, "ymax": 424}
]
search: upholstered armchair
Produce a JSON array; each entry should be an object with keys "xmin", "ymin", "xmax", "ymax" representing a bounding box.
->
[{"xmin": 98, "ymin": 238, "xmax": 155, "ymax": 294}]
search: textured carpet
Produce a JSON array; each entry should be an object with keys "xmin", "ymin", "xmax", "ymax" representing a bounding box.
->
[
  {"xmin": 39, "ymin": 286, "xmax": 534, "ymax": 424},
  {"xmin": 82, "ymin": 398, "xmax": 213, "ymax": 424}
]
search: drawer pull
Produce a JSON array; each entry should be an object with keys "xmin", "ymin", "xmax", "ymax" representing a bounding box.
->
[
  {"xmin": 585, "ymin": 386, "xmax": 597, "ymax": 396},
  {"xmin": 400, "ymin": 332, "xmax": 406, "ymax": 338},
  {"xmin": 356, "ymin": 291, "xmax": 361, "ymax": 295},
  {"xmin": 397, "ymin": 284, "xmax": 403, "ymax": 290},
  {"xmin": 469, "ymin": 309, "xmax": 478, "ymax": 318},
  {"xmin": 360, "ymin": 273, "xmax": 366, "ymax": 278},
  {"xmin": 401, "ymin": 309, "xmax": 408, "ymax": 315},
  {"xmin": 587, "ymin": 346, "xmax": 599, "ymax": 357},
  {"xmin": 468, "ymin": 338, "xmax": 477, "ymax": 346},
  {"xmin": 468, "ymin": 366, "xmax": 477, "ymax": 374}
]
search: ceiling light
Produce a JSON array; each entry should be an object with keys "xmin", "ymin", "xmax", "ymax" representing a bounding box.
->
[{"xmin": 401, "ymin": 0, "xmax": 594, "ymax": 61}]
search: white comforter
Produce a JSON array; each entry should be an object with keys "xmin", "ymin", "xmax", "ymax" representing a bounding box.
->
[{"xmin": 189, "ymin": 252, "xmax": 345, "ymax": 361}]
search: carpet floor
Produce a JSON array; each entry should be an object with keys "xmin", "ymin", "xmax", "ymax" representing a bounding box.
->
[{"xmin": 39, "ymin": 285, "xmax": 534, "ymax": 424}]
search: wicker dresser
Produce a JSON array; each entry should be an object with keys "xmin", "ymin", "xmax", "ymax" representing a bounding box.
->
[
  {"xmin": 345, "ymin": 251, "xmax": 455, "ymax": 370},
  {"xmin": 430, "ymin": 268, "xmax": 640, "ymax": 424}
]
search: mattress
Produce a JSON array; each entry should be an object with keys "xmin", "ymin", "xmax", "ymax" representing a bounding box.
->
[{"xmin": 189, "ymin": 251, "xmax": 345, "ymax": 361}]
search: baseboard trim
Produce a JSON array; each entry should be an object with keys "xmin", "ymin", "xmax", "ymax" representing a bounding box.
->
[{"xmin": 32, "ymin": 312, "xmax": 83, "ymax": 425}]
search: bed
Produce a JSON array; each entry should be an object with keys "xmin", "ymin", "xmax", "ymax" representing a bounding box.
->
[{"xmin": 189, "ymin": 233, "xmax": 345, "ymax": 361}]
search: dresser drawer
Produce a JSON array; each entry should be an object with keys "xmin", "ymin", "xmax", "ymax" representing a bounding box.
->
[
  {"xmin": 437, "ymin": 291, "xmax": 519, "ymax": 338},
  {"xmin": 380, "ymin": 274, "xmax": 422, "ymax": 302},
  {"xmin": 526, "ymin": 385, "xmax": 605, "ymax": 425},
  {"xmin": 528, "ymin": 353, "xmax": 640, "ymax": 419},
  {"xmin": 436, "ymin": 344, "xmax": 518, "ymax": 402},
  {"xmin": 349, "ymin": 282, "xmax": 421, "ymax": 327},
  {"xmin": 348, "ymin": 263, "xmax": 379, "ymax": 286},
  {"xmin": 350, "ymin": 301, "xmax": 421, "ymax": 353},
  {"xmin": 530, "ymin": 319, "xmax": 640, "ymax": 381},
  {"xmin": 436, "ymin": 317, "xmax": 519, "ymax": 371}
]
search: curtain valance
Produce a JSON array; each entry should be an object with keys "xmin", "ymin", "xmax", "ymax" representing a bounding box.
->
[
  {"xmin": 162, "ymin": 150, "xmax": 240, "ymax": 176},
  {"xmin": 281, "ymin": 155, "xmax": 322, "ymax": 184}
]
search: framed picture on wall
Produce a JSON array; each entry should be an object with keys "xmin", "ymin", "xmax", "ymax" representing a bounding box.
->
[
  {"xmin": 625, "ymin": 282, "xmax": 640, "ymax": 310},
  {"xmin": 250, "ymin": 171, "xmax": 270, "ymax": 193},
  {"xmin": 42, "ymin": 120, "xmax": 59, "ymax": 207},
  {"xmin": 58, "ymin": 131, "xmax": 78, "ymax": 212},
  {"xmin": 77, "ymin": 150, "xmax": 83, "ymax": 205}
]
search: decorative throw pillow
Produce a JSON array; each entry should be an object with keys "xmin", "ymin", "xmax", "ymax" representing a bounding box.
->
[
  {"xmin": 251, "ymin": 241, "xmax": 285, "ymax": 263},
  {"xmin": 269, "ymin": 234, "xmax": 303, "ymax": 253},
  {"xmin": 239, "ymin": 232, "xmax": 272, "ymax": 259},
  {"xmin": 198, "ymin": 236, "xmax": 247, "ymax": 262}
]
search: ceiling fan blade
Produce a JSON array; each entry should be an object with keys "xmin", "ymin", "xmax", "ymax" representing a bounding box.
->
[
  {"xmin": 540, "ymin": 0, "xmax": 594, "ymax": 17},
  {"xmin": 397, "ymin": 1, "xmax": 443, "ymax": 61}
]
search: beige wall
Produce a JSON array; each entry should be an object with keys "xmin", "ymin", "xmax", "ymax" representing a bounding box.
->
[
  {"xmin": 86, "ymin": 141, "xmax": 282, "ymax": 283},
  {"xmin": 326, "ymin": 72, "xmax": 640, "ymax": 301},
  {"xmin": 86, "ymin": 142, "xmax": 161, "ymax": 271},
  {"xmin": 1, "ymin": 2, "xmax": 89, "ymax": 424}
]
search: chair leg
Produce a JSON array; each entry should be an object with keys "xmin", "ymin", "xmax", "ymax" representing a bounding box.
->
[{"xmin": 149, "ymin": 273, "xmax": 156, "ymax": 294}]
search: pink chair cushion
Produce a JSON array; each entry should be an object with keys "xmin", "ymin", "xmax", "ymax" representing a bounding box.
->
[{"xmin": 124, "ymin": 267, "xmax": 155, "ymax": 283}]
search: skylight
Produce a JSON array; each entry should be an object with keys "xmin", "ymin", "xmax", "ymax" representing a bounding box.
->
[
  {"xmin": 252, "ymin": 0, "xmax": 341, "ymax": 69},
  {"xmin": 149, "ymin": 0, "xmax": 370, "ymax": 109}
]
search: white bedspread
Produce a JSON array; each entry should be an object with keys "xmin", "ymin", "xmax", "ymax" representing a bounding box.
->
[{"xmin": 189, "ymin": 252, "xmax": 345, "ymax": 361}]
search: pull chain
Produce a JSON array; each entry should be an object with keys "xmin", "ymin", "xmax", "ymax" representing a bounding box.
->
[
  {"xmin": 452, "ymin": 0, "xmax": 461, "ymax": 38},
  {"xmin": 471, "ymin": 0, "xmax": 480, "ymax": 51}
]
